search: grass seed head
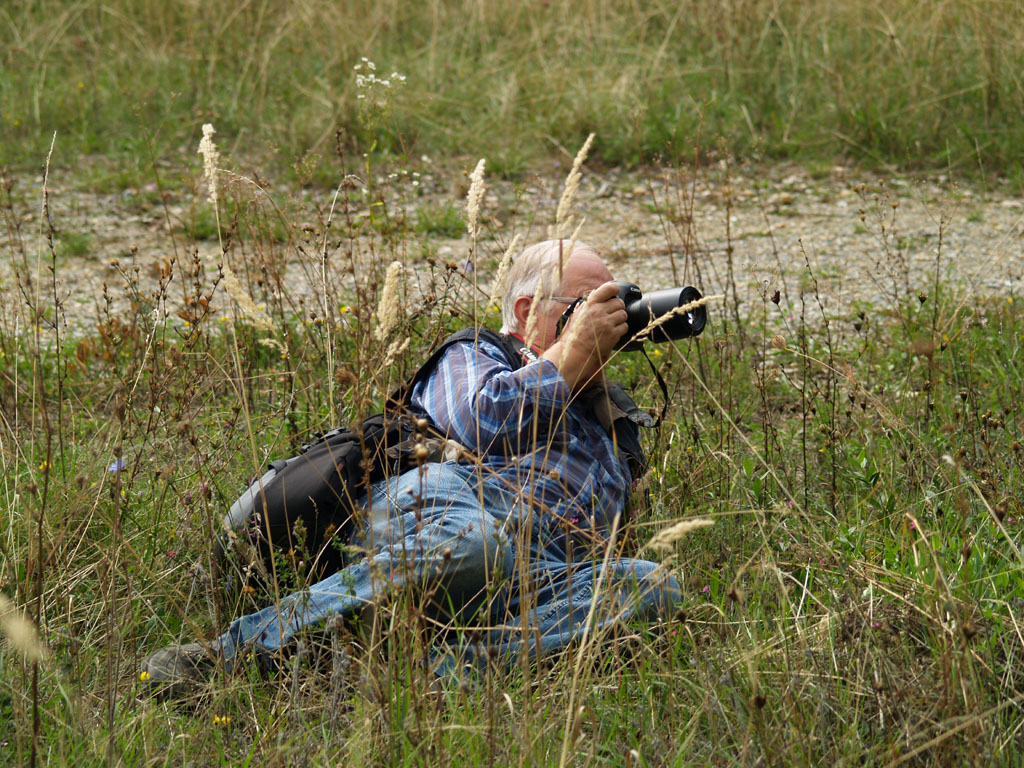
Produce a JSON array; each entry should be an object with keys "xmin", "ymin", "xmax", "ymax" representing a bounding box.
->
[
  {"xmin": 0, "ymin": 594, "xmax": 48, "ymax": 663},
  {"xmin": 465, "ymin": 159, "xmax": 486, "ymax": 241},
  {"xmin": 374, "ymin": 261, "xmax": 405, "ymax": 343},
  {"xmin": 646, "ymin": 518, "xmax": 715, "ymax": 552},
  {"xmin": 555, "ymin": 133, "xmax": 594, "ymax": 237},
  {"xmin": 198, "ymin": 123, "xmax": 219, "ymax": 207}
]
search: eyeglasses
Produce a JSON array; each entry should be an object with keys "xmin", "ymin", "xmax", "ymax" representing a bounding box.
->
[{"xmin": 533, "ymin": 295, "xmax": 587, "ymax": 304}]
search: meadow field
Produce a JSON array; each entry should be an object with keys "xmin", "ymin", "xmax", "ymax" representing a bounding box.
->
[{"xmin": 3, "ymin": 1, "xmax": 1024, "ymax": 766}]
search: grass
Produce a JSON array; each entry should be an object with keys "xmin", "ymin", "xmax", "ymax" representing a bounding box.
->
[
  {"xmin": 1, "ymin": 0, "xmax": 1024, "ymax": 183},
  {"xmin": 1, "ymin": 134, "xmax": 1023, "ymax": 766}
]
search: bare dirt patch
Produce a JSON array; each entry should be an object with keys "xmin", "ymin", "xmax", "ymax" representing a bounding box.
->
[{"xmin": 3, "ymin": 163, "xmax": 1023, "ymax": 337}]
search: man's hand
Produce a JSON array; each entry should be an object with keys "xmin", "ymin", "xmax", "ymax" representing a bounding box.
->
[{"xmin": 542, "ymin": 282, "xmax": 627, "ymax": 390}]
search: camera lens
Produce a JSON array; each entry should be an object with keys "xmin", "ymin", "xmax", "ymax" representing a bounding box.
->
[{"xmin": 631, "ymin": 286, "xmax": 706, "ymax": 343}]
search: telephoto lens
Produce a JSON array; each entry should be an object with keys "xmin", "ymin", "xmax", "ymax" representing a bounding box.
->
[{"xmin": 613, "ymin": 281, "xmax": 707, "ymax": 351}]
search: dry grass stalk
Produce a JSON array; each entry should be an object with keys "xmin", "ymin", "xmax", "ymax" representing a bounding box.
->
[
  {"xmin": 222, "ymin": 264, "xmax": 273, "ymax": 331},
  {"xmin": 465, "ymin": 159, "xmax": 486, "ymax": 241},
  {"xmin": 374, "ymin": 260, "xmax": 404, "ymax": 342},
  {"xmin": 488, "ymin": 233, "xmax": 522, "ymax": 308},
  {"xmin": 0, "ymin": 594, "xmax": 48, "ymax": 663},
  {"xmin": 645, "ymin": 517, "xmax": 715, "ymax": 552},
  {"xmin": 198, "ymin": 123, "xmax": 220, "ymax": 207},
  {"xmin": 554, "ymin": 133, "xmax": 594, "ymax": 237}
]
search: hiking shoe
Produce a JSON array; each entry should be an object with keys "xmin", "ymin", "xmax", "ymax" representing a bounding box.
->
[{"xmin": 140, "ymin": 641, "xmax": 220, "ymax": 699}]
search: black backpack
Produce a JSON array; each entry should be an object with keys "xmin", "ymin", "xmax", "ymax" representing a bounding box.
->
[
  {"xmin": 216, "ymin": 329, "xmax": 523, "ymax": 594},
  {"xmin": 216, "ymin": 328, "xmax": 650, "ymax": 596}
]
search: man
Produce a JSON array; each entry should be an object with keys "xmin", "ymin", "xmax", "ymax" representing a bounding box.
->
[{"xmin": 143, "ymin": 240, "xmax": 680, "ymax": 690}]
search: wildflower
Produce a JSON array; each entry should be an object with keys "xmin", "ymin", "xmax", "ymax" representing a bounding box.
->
[
  {"xmin": 465, "ymin": 159, "xmax": 486, "ymax": 240},
  {"xmin": 37, "ymin": 460, "xmax": 48, "ymax": 472},
  {"xmin": 338, "ymin": 305, "xmax": 350, "ymax": 315},
  {"xmin": 139, "ymin": 671, "xmax": 150, "ymax": 682},
  {"xmin": 108, "ymin": 458, "xmax": 126, "ymax": 473},
  {"xmin": 198, "ymin": 123, "xmax": 219, "ymax": 207},
  {"xmin": 212, "ymin": 715, "xmax": 232, "ymax": 726}
]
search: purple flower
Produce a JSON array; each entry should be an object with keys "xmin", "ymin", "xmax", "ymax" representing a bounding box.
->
[{"xmin": 108, "ymin": 458, "xmax": 126, "ymax": 473}]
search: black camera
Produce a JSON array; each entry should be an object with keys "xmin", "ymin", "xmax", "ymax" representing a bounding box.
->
[
  {"xmin": 612, "ymin": 281, "xmax": 707, "ymax": 350},
  {"xmin": 556, "ymin": 280, "xmax": 707, "ymax": 351}
]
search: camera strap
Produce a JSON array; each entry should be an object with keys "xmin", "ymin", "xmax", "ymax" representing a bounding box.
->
[{"xmin": 638, "ymin": 346, "xmax": 670, "ymax": 428}]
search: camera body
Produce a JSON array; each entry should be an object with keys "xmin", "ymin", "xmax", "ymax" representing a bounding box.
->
[{"xmin": 612, "ymin": 280, "xmax": 706, "ymax": 351}]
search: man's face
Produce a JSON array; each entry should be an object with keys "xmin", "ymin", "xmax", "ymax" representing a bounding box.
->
[{"xmin": 532, "ymin": 250, "xmax": 614, "ymax": 351}]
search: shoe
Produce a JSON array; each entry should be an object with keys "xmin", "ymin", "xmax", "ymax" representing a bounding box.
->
[{"xmin": 140, "ymin": 641, "xmax": 220, "ymax": 699}]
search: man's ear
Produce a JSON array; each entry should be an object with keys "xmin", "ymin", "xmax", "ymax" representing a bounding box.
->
[{"xmin": 513, "ymin": 296, "xmax": 534, "ymax": 332}]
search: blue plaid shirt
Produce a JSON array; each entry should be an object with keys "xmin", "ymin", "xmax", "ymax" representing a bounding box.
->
[{"xmin": 409, "ymin": 339, "xmax": 630, "ymax": 535}]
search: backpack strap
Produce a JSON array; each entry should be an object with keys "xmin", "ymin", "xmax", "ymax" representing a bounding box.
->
[{"xmin": 389, "ymin": 327, "xmax": 524, "ymax": 409}]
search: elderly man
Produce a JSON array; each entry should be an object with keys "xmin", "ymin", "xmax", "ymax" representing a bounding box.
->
[{"xmin": 143, "ymin": 240, "xmax": 680, "ymax": 690}]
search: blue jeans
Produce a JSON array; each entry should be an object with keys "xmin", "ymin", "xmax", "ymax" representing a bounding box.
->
[{"xmin": 217, "ymin": 462, "xmax": 680, "ymax": 673}]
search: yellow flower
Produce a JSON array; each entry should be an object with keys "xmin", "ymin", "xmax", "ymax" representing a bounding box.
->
[
  {"xmin": 338, "ymin": 305, "xmax": 350, "ymax": 314},
  {"xmin": 212, "ymin": 715, "xmax": 232, "ymax": 726},
  {"xmin": 139, "ymin": 671, "xmax": 150, "ymax": 682},
  {"xmin": 38, "ymin": 460, "xmax": 48, "ymax": 471},
  {"xmin": 76, "ymin": 81, "xmax": 84, "ymax": 89}
]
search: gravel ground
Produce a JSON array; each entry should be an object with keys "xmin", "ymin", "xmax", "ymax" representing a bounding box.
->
[{"xmin": 3, "ymin": 162, "xmax": 1022, "ymax": 337}]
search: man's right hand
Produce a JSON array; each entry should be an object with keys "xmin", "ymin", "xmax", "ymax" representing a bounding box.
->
[{"xmin": 542, "ymin": 281, "xmax": 627, "ymax": 390}]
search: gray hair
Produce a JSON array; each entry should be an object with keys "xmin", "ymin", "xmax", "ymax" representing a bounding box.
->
[{"xmin": 499, "ymin": 240, "xmax": 592, "ymax": 334}]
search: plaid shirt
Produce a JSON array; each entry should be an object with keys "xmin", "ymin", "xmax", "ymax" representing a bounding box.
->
[{"xmin": 409, "ymin": 339, "xmax": 630, "ymax": 534}]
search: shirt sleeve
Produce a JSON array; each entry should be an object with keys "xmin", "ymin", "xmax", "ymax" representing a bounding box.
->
[{"xmin": 410, "ymin": 339, "xmax": 572, "ymax": 455}]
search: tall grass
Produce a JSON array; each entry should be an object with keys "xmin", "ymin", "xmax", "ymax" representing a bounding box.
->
[
  {"xmin": 1, "ymin": 131, "xmax": 1023, "ymax": 765},
  {"xmin": 2, "ymin": 0, "xmax": 1024, "ymax": 180}
]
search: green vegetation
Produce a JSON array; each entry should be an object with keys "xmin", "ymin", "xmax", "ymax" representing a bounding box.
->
[
  {"xmin": 1, "ymin": 0, "xmax": 1023, "ymax": 181},
  {"xmin": 2, "ymin": 144, "xmax": 1023, "ymax": 765}
]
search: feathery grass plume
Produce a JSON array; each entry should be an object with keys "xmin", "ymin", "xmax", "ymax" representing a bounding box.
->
[
  {"xmin": 221, "ymin": 264, "xmax": 273, "ymax": 331},
  {"xmin": 198, "ymin": 123, "xmax": 220, "ymax": 206},
  {"xmin": 555, "ymin": 133, "xmax": 594, "ymax": 237},
  {"xmin": 563, "ymin": 219, "xmax": 586, "ymax": 280},
  {"xmin": 0, "ymin": 594, "xmax": 48, "ymax": 663},
  {"xmin": 522, "ymin": 259, "xmax": 561, "ymax": 345},
  {"xmin": 645, "ymin": 518, "xmax": 715, "ymax": 552},
  {"xmin": 465, "ymin": 159, "xmax": 486, "ymax": 240},
  {"xmin": 383, "ymin": 337, "xmax": 410, "ymax": 366},
  {"xmin": 488, "ymin": 233, "xmax": 522, "ymax": 308},
  {"xmin": 374, "ymin": 260, "xmax": 404, "ymax": 342}
]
